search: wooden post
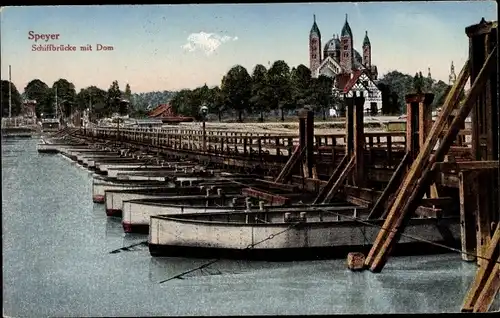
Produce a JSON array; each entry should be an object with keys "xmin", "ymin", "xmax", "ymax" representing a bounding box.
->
[
  {"xmin": 353, "ymin": 93, "xmax": 365, "ymax": 186},
  {"xmin": 305, "ymin": 107, "xmax": 314, "ymax": 178},
  {"xmin": 459, "ymin": 171, "xmax": 478, "ymax": 262},
  {"xmin": 466, "ymin": 19, "xmax": 499, "ymax": 266},
  {"xmin": 298, "ymin": 108, "xmax": 307, "ymax": 177},
  {"xmin": 345, "ymin": 96, "xmax": 354, "ymax": 156}
]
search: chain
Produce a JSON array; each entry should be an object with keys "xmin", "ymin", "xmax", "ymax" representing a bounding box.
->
[{"xmin": 244, "ymin": 221, "xmax": 301, "ymax": 250}]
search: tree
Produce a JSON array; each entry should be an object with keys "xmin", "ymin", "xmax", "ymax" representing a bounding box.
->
[
  {"xmin": 378, "ymin": 71, "xmax": 414, "ymax": 114},
  {"xmin": 170, "ymin": 89, "xmax": 193, "ymax": 118},
  {"xmin": 107, "ymin": 80, "xmax": 122, "ymax": 115},
  {"xmin": 267, "ymin": 60, "xmax": 292, "ymax": 121},
  {"xmin": 249, "ymin": 64, "xmax": 270, "ymax": 122},
  {"xmin": 23, "ymin": 79, "xmax": 49, "ymax": 117},
  {"xmin": 76, "ymin": 86, "xmax": 107, "ymax": 118},
  {"xmin": 52, "ymin": 79, "xmax": 77, "ymax": 118},
  {"xmin": 1, "ymin": 80, "xmax": 22, "ymax": 117},
  {"xmin": 221, "ymin": 65, "xmax": 252, "ymax": 122},
  {"xmin": 310, "ymin": 75, "xmax": 333, "ymax": 120},
  {"xmin": 377, "ymin": 82, "xmax": 399, "ymax": 115},
  {"xmin": 290, "ymin": 64, "xmax": 312, "ymax": 109},
  {"xmin": 123, "ymin": 83, "xmax": 132, "ymax": 112},
  {"xmin": 208, "ymin": 86, "xmax": 225, "ymax": 122}
]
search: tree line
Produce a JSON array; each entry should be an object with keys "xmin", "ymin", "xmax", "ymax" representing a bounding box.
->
[
  {"xmin": 170, "ymin": 61, "xmax": 456, "ymax": 122},
  {"xmin": 1, "ymin": 61, "xmax": 456, "ymax": 121},
  {"xmin": 170, "ymin": 61, "xmax": 340, "ymax": 122},
  {"xmin": 0, "ymin": 78, "xmax": 134, "ymax": 119}
]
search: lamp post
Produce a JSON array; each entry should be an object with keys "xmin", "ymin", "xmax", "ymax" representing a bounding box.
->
[{"xmin": 200, "ymin": 104, "xmax": 208, "ymax": 152}]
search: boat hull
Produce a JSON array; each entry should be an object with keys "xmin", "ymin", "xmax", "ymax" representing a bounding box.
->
[
  {"xmin": 148, "ymin": 215, "xmax": 461, "ymax": 261},
  {"xmin": 122, "ymin": 198, "xmax": 242, "ymax": 231}
]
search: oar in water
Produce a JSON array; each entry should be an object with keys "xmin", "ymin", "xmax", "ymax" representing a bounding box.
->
[{"xmin": 109, "ymin": 241, "xmax": 148, "ymax": 254}]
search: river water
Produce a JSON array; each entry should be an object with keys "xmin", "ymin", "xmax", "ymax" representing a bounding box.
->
[{"xmin": 2, "ymin": 137, "xmax": 498, "ymax": 317}]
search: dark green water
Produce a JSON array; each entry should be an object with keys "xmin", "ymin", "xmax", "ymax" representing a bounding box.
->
[{"xmin": 2, "ymin": 138, "xmax": 498, "ymax": 316}]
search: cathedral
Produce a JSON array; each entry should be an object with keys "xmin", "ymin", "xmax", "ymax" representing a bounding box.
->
[{"xmin": 309, "ymin": 14, "xmax": 383, "ymax": 114}]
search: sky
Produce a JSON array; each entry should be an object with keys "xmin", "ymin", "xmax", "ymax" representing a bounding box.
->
[{"xmin": 0, "ymin": 2, "xmax": 497, "ymax": 94}]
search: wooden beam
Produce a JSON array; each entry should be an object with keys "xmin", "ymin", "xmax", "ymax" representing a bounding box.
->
[
  {"xmin": 275, "ymin": 146, "xmax": 305, "ymax": 183},
  {"xmin": 473, "ymin": 260, "xmax": 500, "ymax": 313},
  {"xmin": 432, "ymin": 160, "xmax": 499, "ymax": 173},
  {"xmin": 253, "ymin": 179, "xmax": 299, "ymax": 192},
  {"xmin": 313, "ymin": 154, "xmax": 348, "ymax": 204},
  {"xmin": 323, "ymin": 155, "xmax": 356, "ymax": 203},
  {"xmin": 241, "ymin": 188, "xmax": 290, "ymax": 206},
  {"xmin": 366, "ymin": 47, "xmax": 496, "ymax": 272}
]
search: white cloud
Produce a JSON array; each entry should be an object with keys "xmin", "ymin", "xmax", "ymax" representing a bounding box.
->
[{"xmin": 181, "ymin": 32, "xmax": 238, "ymax": 56}]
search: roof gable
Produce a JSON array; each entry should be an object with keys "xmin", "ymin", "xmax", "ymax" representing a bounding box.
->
[
  {"xmin": 317, "ymin": 56, "xmax": 342, "ymax": 78},
  {"xmin": 148, "ymin": 104, "xmax": 173, "ymax": 117},
  {"xmin": 342, "ymin": 69, "xmax": 379, "ymax": 94}
]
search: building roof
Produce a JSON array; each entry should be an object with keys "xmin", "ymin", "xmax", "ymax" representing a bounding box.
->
[
  {"xmin": 335, "ymin": 73, "xmax": 352, "ymax": 91},
  {"xmin": 342, "ymin": 70, "xmax": 364, "ymax": 93},
  {"xmin": 148, "ymin": 103, "xmax": 194, "ymax": 123},
  {"xmin": 148, "ymin": 104, "xmax": 174, "ymax": 117}
]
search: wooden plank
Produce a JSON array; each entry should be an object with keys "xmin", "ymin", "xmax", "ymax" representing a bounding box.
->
[
  {"xmin": 253, "ymin": 179, "xmax": 299, "ymax": 192},
  {"xmin": 462, "ymin": 223, "xmax": 500, "ymax": 312},
  {"xmin": 433, "ymin": 160, "xmax": 499, "ymax": 173},
  {"xmin": 313, "ymin": 154, "xmax": 348, "ymax": 204},
  {"xmin": 323, "ymin": 155, "xmax": 356, "ymax": 203},
  {"xmin": 241, "ymin": 188, "xmax": 290, "ymax": 206}
]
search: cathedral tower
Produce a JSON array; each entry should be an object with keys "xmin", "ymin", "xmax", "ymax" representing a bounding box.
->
[
  {"xmin": 340, "ymin": 14, "xmax": 354, "ymax": 73},
  {"xmin": 362, "ymin": 31, "xmax": 371, "ymax": 68},
  {"xmin": 309, "ymin": 14, "xmax": 322, "ymax": 72}
]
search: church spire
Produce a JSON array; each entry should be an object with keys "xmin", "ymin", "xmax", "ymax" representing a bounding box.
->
[
  {"xmin": 449, "ymin": 61, "xmax": 457, "ymax": 85},
  {"xmin": 341, "ymin": 13, "xmax": 352, "ymax": 37},
  {"xmin": 310, "ymin": 14, "xmax": 321, "ymax": 37},
  {"xmin": 363, "ymin": 30, "xmax": 370, "ymax": 46}
]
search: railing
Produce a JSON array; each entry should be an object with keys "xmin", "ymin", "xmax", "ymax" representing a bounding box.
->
[{"xmin": 83, "ymin": 127, "xmax": 412, "ymax": 158}]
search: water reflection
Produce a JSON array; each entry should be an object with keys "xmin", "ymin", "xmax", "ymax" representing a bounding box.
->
[
  {"xmin": 3, "ymin": 138, "xmax": 498, "ymax": 316},
  {"xmin": 105, "ymin": 217, "xmax": 123, "ymax": 238}
]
